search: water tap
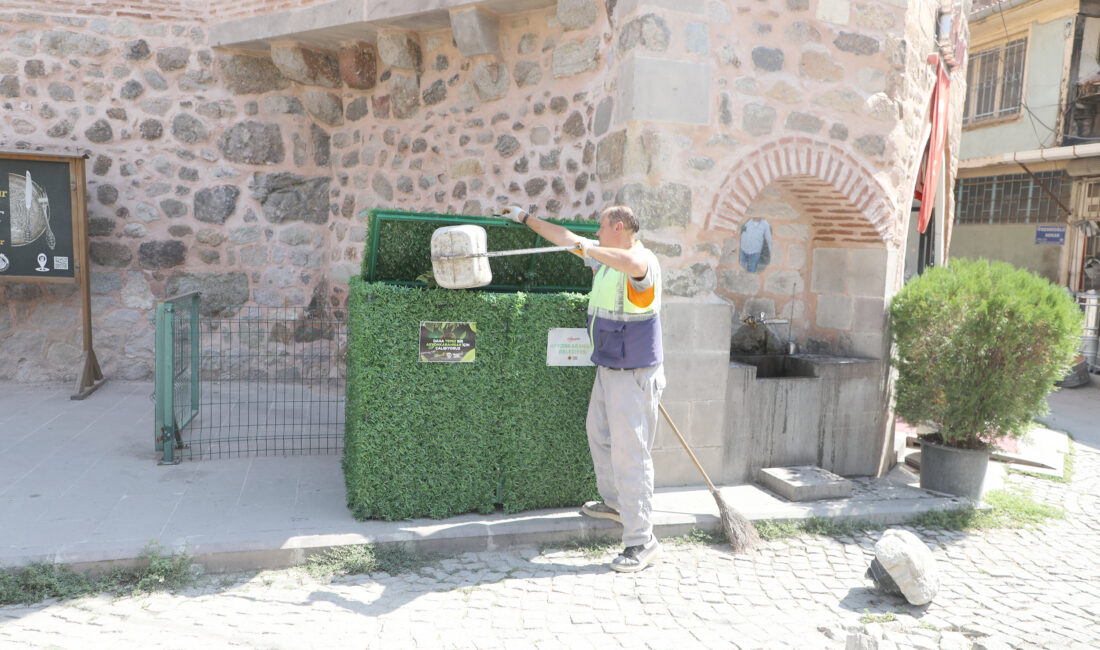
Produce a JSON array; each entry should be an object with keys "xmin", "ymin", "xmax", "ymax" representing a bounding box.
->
[{"xmin": 742, "ymin": 311, "xmax": 789, "ymax": 327}]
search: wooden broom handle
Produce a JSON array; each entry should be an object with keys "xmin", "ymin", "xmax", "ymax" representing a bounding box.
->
[{"xmin": 658, "ymin": 403, "xmax": 719, "ymax": 494}]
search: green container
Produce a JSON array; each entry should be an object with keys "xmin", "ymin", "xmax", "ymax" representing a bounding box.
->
[
  {"xmin": 344, "ymin": 279, "xmax": 597, "ymax": 520},
  {"xmin": 360, "ymin": 209, "xmax": 598, "ymax": 293}
]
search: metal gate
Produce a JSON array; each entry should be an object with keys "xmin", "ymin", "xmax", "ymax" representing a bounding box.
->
[{"xmin": 153, "ymin": 292, "xmax": 346, "ymax": 463}]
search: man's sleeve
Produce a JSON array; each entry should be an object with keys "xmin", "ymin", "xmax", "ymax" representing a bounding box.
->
[{"xmin": 627, "ymin": 250, "xmax": 656, "ymax": 291}]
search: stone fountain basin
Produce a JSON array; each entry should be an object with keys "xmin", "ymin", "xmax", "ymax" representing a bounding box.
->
[{"xmin": 730, "ymin": 354, "xmax": 817, "ymax": 379}]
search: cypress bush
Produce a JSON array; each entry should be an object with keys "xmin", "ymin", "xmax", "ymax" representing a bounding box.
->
[
  {"xmin": 888, "ymin": 258, "xmax": 1082, "ymax": 449},
  {"xmin": 344, "ymin": 279, "xmax": 597, "ymax": 520}
]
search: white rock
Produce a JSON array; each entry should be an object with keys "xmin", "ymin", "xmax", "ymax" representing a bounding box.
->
[{"xmin": 873, "ymin": 529, "xmax": 939, "ymax": 605}]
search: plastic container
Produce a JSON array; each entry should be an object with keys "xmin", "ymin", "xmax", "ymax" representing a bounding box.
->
[{"xmin": 431, "ymin": 225, "xmax": 492, "ymax": 289}]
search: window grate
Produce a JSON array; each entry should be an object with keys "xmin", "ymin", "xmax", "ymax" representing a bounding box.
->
[
  {"xmin": 954, "ymin": 171, "xmax": 1071, "ymax": 224},
  {"xmin": 964, "ymin": 38, "xmax": 1027, "ymax": 125}
]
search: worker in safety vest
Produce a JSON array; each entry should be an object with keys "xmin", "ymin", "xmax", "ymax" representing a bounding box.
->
[{"xmin": 501, "ymin": 204, "xmax": 665, "ymax": 572}]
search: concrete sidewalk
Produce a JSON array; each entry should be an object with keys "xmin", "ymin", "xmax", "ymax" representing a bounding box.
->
[{"xmin": 0, "ymin": 379, "xmax": 1086, "ymax": 573}]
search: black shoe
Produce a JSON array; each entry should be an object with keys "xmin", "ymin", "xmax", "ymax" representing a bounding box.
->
[{"xmin": 610, "ymin": 538, "xmax": 661, "ymax": 573}]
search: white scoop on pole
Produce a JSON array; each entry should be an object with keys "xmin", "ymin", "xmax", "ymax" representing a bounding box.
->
[{"xmin": 430, "ymin": 225, "xmax": 578, "ymax": 289}]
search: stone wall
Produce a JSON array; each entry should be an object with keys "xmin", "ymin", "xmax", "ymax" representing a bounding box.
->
[
  {"xmin": 0, "ymin": 0, "xmax": 966, "ymax": 402},
  {"xmin": 0, "ymin": 2, "xmax": 619, "ymax": 380}
]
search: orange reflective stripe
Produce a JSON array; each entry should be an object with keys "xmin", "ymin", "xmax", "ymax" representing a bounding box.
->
[{"xmin": 627, "ymin": 282, "xmax": 655, "ymax": 308}]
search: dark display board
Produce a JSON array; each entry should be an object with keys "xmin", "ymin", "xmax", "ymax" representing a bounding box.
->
[
  {"xmin": 0, "ymin": 158, "xmax": 76, "ymax": 279},
  {"xmin": 0, "ymin": 151, "xmax": 103, "ymax": 398}
]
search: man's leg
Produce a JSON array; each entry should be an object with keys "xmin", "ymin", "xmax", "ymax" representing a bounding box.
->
[
  {"xmin": 603, "ymin": 365, "xmax": 664, "ymax": 548},
  {"xmin": 586, "ymin": 368, "xmax": 620, "ymax": 512}
]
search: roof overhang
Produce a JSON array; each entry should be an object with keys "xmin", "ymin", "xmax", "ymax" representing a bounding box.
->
[{"xmin": 210, "ymin": 0, "xmax": 556, "ymax": 52}]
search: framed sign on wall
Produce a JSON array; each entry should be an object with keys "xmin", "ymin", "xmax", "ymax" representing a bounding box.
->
[
  {"xmin": 0, "ymin": 151, "xmax": 104, "ymax": 398},
  {"xmin": 0, "ymin": 158, "xmax": 77, "ymax": 279}
]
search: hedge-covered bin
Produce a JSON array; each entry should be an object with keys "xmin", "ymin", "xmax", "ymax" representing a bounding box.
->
[
  {"xmin": 360, "ymin": 209, "xmax": 598, "ymax": 292},
  {"xmin": 344, "ymin": 278, "xmax": 598, "ymax": 520}
]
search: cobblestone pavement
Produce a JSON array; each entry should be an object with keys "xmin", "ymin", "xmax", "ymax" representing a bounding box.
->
[{"xmin": 2, "ymin": 444, "xmax": 1097, "ymax": 650}]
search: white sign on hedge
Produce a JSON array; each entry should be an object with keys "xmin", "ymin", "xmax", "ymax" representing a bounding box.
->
[{"xmin": 546, "ymin": 328, "xmax": 593, "ymax": 366}]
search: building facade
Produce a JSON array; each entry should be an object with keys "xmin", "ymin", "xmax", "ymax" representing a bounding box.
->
[
  {"xmin": 0, "ymin": 0, "xmax": 966, "ymax": 483},
  {"xmin": 955, "ymin": 0, "xmax": 1100, "ymax": 291}
]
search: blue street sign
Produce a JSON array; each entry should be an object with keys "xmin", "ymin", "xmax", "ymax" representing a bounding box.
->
[{"xmin": 1035, "ymin": 225, "xmax": 1066, "ymax": 245}]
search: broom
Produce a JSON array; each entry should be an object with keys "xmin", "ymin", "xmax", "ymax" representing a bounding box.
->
[{"xmin": 658, "ymin": 403, "xmax": 759, "ymax": 554}]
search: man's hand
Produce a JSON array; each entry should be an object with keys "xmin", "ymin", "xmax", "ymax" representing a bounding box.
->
[
  {"xmin": 575, "ymin": 239, "xmax": 594, "ymax": 258},
  {"xmin": 500, "ymin": 205, "xmax": 528, "ymax": 224}
]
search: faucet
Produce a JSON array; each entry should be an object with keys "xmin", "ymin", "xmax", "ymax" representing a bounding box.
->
[{"xmin": 742, "ymin": 311, "xmax": 789, "ymax": 327}]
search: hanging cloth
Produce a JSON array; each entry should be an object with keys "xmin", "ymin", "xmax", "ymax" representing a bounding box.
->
[{"xmin": 918, "ymin": 60, "xmax": 951, "ymax": 234}]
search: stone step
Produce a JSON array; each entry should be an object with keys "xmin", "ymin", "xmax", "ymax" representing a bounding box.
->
[{"xmin": 757, "ymin": 465, "xmax": 854, "ymax": 502}]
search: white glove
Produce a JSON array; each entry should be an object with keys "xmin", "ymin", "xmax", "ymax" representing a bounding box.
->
[
  {"xmin": 576, "ymin": 238, "xmax": 594, "ymax": 258},
  {"xmin": 500, "ymin": 205, "xmax": 528, "ymax": 224}
]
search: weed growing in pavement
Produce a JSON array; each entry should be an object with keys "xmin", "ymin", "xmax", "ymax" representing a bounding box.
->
[
  {"xmin": 541, "ymin": 529, "xmax": 725, "ymax": 558},
  {"xmin": 0, "ymin": 543, "xmax": 195, "ymax": 606},
  {"xmin": 124, "ymin": 543, "xmax": 195, "ymax": 596},
  {"xmin": 860, "ymin": 609, "xmax": 897, "ymax": 624},
  {"xmin": 665, "ymin": 528, "xmax": 725, "ymax": 546},
  {"xmin": 753, "ymin": 517, "xmax": 877, "ymax": 541},
  {"xmin": 908, "ymin": 486, "xmax": 1063, "ymax": 531},
  {"xmin": 304, "ymin": 544, "xmax": 436, "ymax": 581},
  {"xmin": 540, "ymin": 535, "xmax": 620, "ymax": 559}
]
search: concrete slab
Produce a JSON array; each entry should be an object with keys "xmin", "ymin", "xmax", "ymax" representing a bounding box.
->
[{"xmin": 757, "ymin": 465, "xmax": 854, "ymax": 501}]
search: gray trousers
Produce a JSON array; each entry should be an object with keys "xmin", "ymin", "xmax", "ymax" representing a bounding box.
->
[{"xmin": 586, "ymin": 364, "xmax": 666, "ymax": 547}]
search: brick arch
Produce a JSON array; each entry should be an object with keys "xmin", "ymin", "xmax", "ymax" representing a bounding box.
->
[{"xmin": 704, "ymin": 137, "xmax": 898, "ymax": 245}]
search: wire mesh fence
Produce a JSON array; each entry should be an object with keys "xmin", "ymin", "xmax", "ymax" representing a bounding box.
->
[{"xmin": 155, "ymin": 295, "xmax": 346, "ymax": 463}]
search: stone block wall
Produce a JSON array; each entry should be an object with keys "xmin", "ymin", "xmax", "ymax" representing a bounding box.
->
[
  {"xmin": 1, "ymin": 2, "xmax": 625, "ymax": 380},
  {"xmin": 0, "ymin": 0, "xmax": 966, "ymax": 487},
  {"xmin": 652, "ymin": 301, "xmax": 732, "ymax": 485},
  {"xmin": 721, "ymin": 356, "xmax": 884, "ymax": 484}
]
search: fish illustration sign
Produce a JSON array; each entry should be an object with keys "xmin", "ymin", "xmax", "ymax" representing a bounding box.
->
[{"xmin": 0, "ymin": 156, "xmax": 75, "ymax": 279}]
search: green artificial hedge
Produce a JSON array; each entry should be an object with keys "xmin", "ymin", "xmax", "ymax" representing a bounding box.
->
[
  {"xmin": 344, "ymin": 278, "xmax": 598, "ymax": 520},
  {"xmin": 360, "ymin": 209, "xmax": 598, "ymax": 292}
]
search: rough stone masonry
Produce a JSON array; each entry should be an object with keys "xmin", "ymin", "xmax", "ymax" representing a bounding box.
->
[{"xmin": 0, "ymin": 0, "xmax": 963, "ymax": 399}]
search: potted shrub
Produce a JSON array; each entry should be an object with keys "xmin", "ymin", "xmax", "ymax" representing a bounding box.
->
[{"xmin": 888, "ymin": 258, "xmax": 1082, "ymax": 499}]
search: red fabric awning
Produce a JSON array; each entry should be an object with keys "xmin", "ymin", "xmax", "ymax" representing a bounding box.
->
[{"xmin": 918, "ymin": 61, "xmax": 951, "ymax": 234}]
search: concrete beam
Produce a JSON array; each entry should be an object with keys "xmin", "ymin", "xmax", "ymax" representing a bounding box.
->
[
  {"xmin": 211, "ymin": 0, "xmax": 553, "ymax": 52},
  {"xmin": 450, "ymin": 7, "xmax": 499, "ymax": 57}
]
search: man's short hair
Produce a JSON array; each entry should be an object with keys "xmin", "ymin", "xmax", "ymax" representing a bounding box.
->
[{"xmin": 603, "ymin": 206, "xmax": 639, "ymax": 233}]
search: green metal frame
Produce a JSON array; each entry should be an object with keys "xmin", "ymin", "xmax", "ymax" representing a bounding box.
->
[
  {"xmin": 363, "ymin": 209, "xmax": 599, "ymax": 292},
  {"xmin": 153, "ymin": 297, "xmax": 347, "ymax": 463},
  {"xmin": 154, "ymin": 291, "xmax": 200, "ymax": 464}
]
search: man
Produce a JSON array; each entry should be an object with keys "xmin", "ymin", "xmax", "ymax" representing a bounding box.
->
[{"xmin": 500, "ymin": 204, "xmax": 665, "ymax": 572}]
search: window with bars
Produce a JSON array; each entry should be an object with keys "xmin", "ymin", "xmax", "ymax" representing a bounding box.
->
[
  {"xmin": 954, "ymin": 170, "xmax": 1071, "ymax": 224},
  {"xmin": 964, "ymin": 38, "xmax": 1027, "ymax": 125}
]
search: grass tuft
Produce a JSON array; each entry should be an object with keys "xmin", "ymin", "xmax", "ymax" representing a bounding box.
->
[
  {"xmin": 908, "ymin": 486, "xmax": 1063, "ymax": 531},
  {"xmin": 860, "ymin": 609, "xmax": 897, "ymax": 624},
  {"xmin": 754, "ymin": 517, "xmax": 876, "ymax": 541},
  {"xmin": 0, "ymin": 543, "xmax": 194, "ymax": 606},
  {"xmin": 305, "ymin": 544, "xmax": 433, "ymax": 581},
  {"xmin": 665, "ymin": 528, "xmax": 725, "ymax": 546}
]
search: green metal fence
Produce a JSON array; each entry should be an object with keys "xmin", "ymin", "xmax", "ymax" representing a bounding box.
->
[{"xmin": 153, "ymin": 293, "xmax": 346, "ymax": 464}]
